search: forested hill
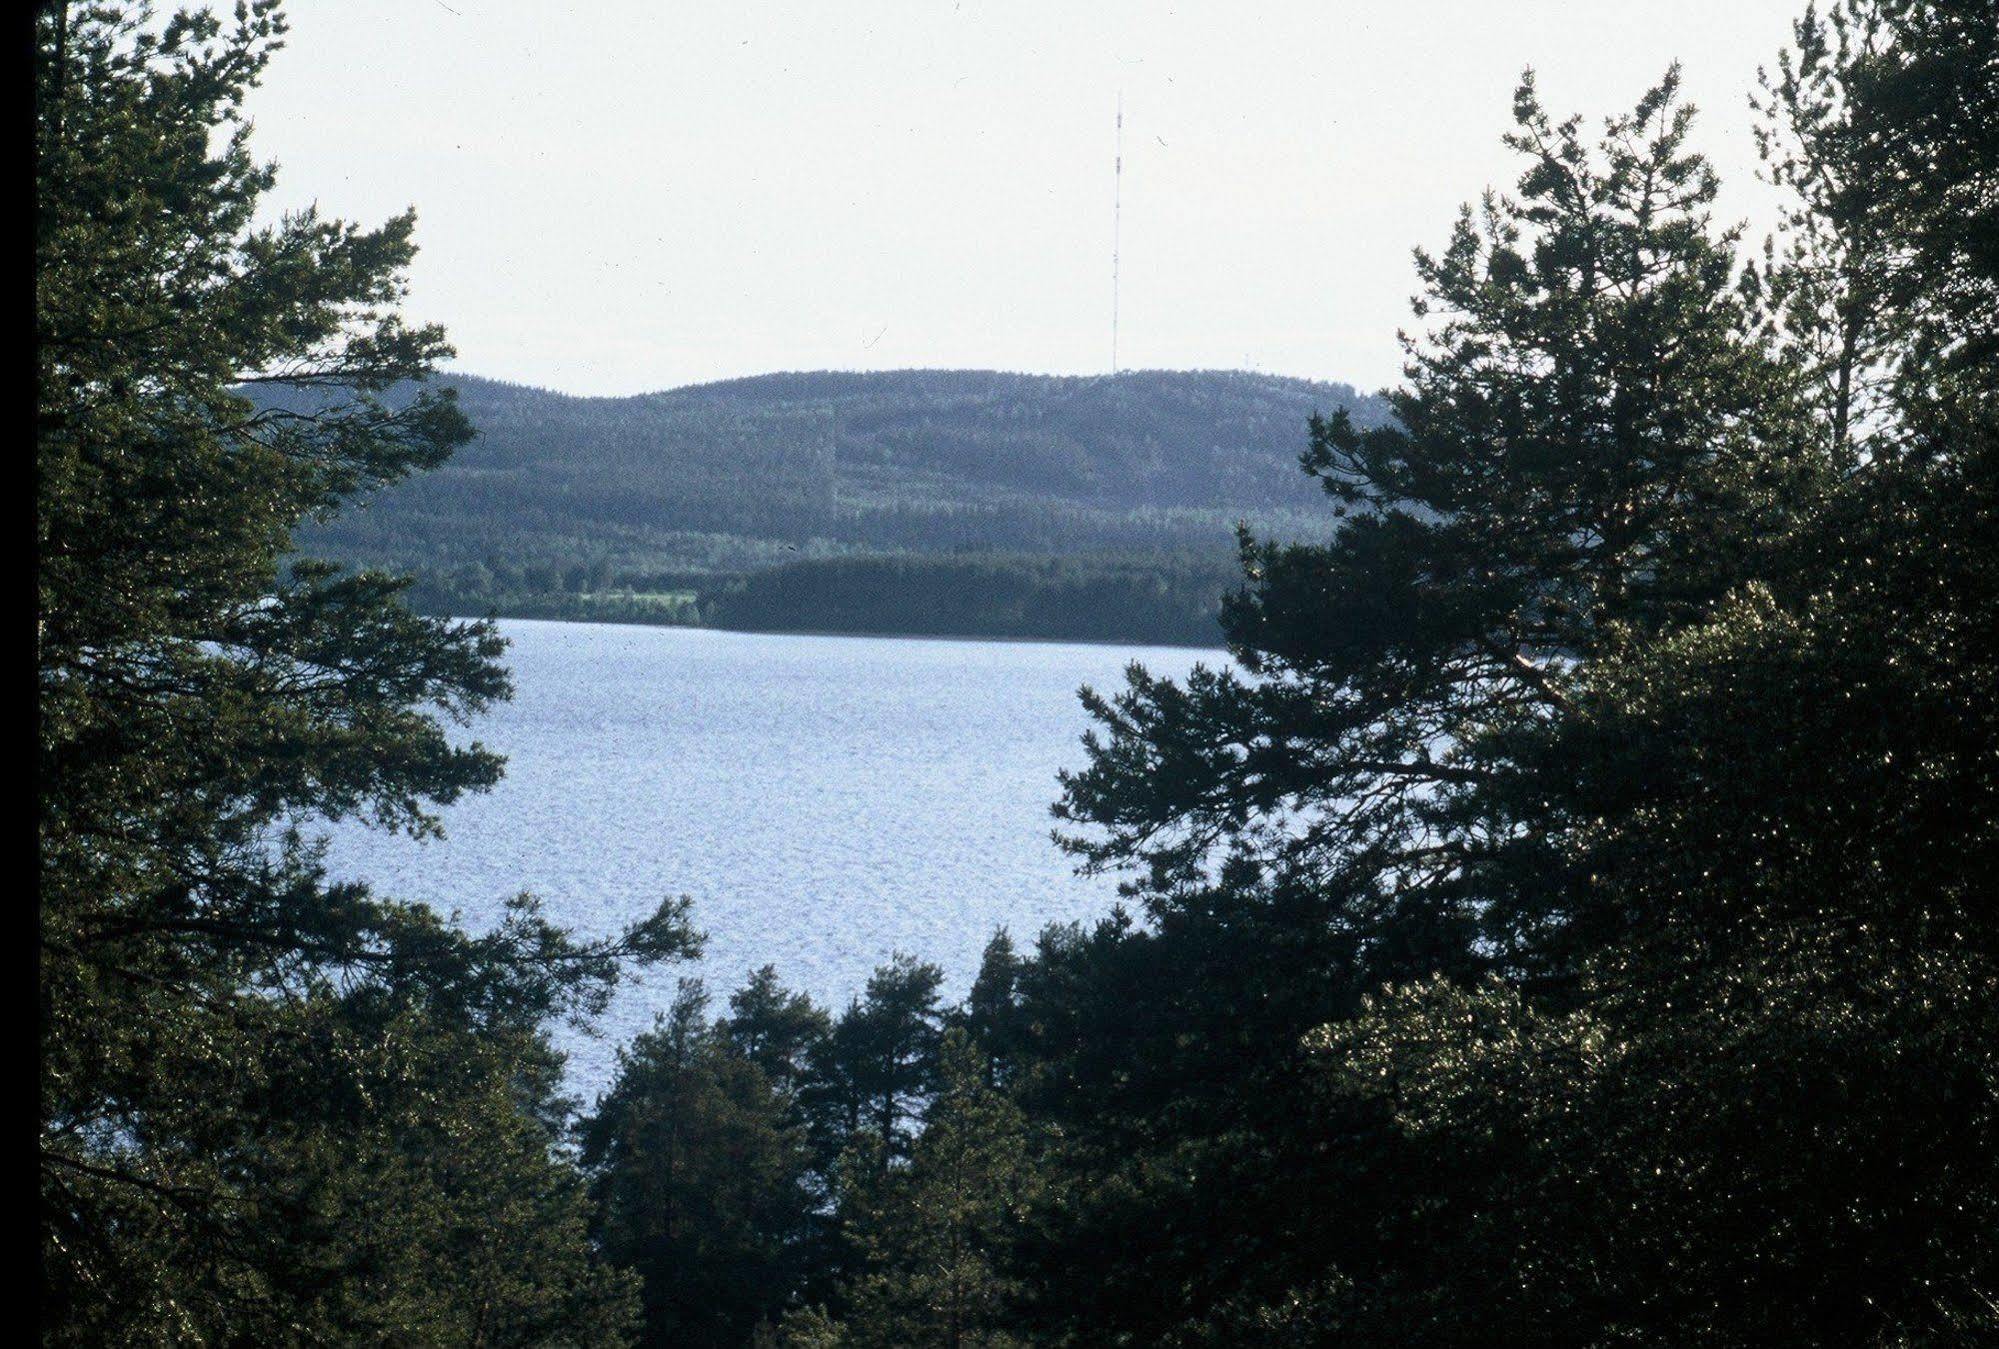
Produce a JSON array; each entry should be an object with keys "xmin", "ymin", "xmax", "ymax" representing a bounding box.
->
[{"xmin": 283, "ymin": 369, "xmax": 1387, "ymax": 642}]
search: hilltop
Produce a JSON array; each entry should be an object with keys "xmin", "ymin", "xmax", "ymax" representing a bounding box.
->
[{"xmin": 286, "ymin": 368, "xmax": 1389, "ymax": 642}]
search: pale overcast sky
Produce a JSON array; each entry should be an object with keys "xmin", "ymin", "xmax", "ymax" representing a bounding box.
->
[{"xmin": 246, "ymin": 1, "xmax": 1803, "ymax": 398}]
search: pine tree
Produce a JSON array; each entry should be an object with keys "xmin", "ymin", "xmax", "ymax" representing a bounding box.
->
[
  {"xmin": 582, "ymin": 982, "xmax": 817, "ymax": 1347},
  {"xmin": 1027, "ymin": 66, "xmax": 1820, "ymax": 1342},
  {"xmin": 791, "ymin": 1032, "xmax": 1040, "ymax": 1349},
  {"xmin": 720, "ymin": 964, "xmax": 833, "ymax": 1097},
  {"xmin": 37, "ymin": 5, "xmax": 689, "ymax": 1337},
  {"xmin": 1027, "ymin": 6, "xmax": 1994, "ymax": 1342},
  {"xmin": 1057, "ymin": 66, "xmax": 1818, "ymax": 991},
  {"xmin": 1754, "ymin": 0, "xmax": 1998, "ymax": 456},
  {"xmin": 803, "ymin": 953, "xmax": 947, "ymax": 1172},
  {"xmin": 958, "ymin": 930, "xmax": 1027, "ymax": 1088}
]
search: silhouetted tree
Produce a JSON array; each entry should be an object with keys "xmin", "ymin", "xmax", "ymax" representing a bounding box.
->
[
  {"xmin": 582, "ymin": 982, "xmax": 817, "ymax": 1346},
  {"xmin": 37, "ymin": 5, "xmax": 688, "ymax": 1337}
]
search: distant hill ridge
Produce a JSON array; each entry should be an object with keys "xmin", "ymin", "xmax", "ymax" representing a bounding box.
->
[
  {"xmin": 281, "ymin": 367, "xmax": 1387, "ymax": 641},
  {"xmin": 300, "ymin": 367, "xmax": 1384, "ymax": 564}
]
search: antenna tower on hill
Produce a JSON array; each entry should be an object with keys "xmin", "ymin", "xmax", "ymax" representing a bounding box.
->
[{"xmin": 1112, "ymin": 91, "xmax": 1123, "ymax": 377}]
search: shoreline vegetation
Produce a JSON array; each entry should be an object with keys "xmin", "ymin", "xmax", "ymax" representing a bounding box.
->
[
  {"xmin": 274, "ymin": 366, "xmax": 1386, "ymax": 647},
  {"xmin": 431, "ymin": 604, "xmax": 1231, "ymax": 653},
  {"xmin": 410, "ymin": 549, "xmax": 1241, "ymax": 648}
]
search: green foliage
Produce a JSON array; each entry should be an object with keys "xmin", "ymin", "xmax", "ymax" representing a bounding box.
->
[
  {"xmin": 580, "ymin": 956, "xmax": 990, "ymax": 1345},
  {"xmin": 433, "ymin": 587, "xmax": 706, "ymax": 630},
  {"xmin": 803, "ymin": 954, "xmax": 948, "ymax": 1174},
  {"xmin": 585, "ymin": 8, "xmax": 1996, "ymax": 1342},
  {"xmin": 721, "ymin": 964, "xmax": 837, "ymax": 1095},
  {"xmin": 1058, "ymin": 64, "xmax": 1815, "ymax": 926},
  {"xmin": 706, "ymin": 551, "xmax": 1236, "ymax": 646},
  {"xmin": 1002, "ymin": 81, "xmax": 1819, "ymax": 1337},
  {"xmin": 281, "ymin": 368, "xmax": 1386, "ymax": 569},
  {"xmin": 601, "ymin": 15, "xmax": 1991, "ymax": 1332},
  {"xmin": 796, "ymin": 1031, "xmax": 1042, "ymax": 1348},
  {"xmin": 261, "ymin": 368, "xmax": 1385, "ymax": 641},
  {"xmin": 581, "ymin": 982, "xmax": 818, "ymax": 1347},
  {"xmin": 43, "ymin": 0, "xmax": 1992, "ymax": 1340},
  {"xmin": 36, "ymin": 4, "xmax": 684, "ymax": 1338},
  {"xmin": 1755, "ymin": 0, "xmax": 1999, "ymax": 453},
  {"xmin": 1012, "ymin": 11, "xmax": 1998, "ymax": 1343}
]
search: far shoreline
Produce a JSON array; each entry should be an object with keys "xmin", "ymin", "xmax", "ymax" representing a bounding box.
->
[{"xmin": 426, "ymin": 606, "xmax": 1231, "ymax": 654}]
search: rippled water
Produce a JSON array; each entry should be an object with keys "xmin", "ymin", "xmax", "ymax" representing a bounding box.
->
[{"xmin": 322, "ymin": 619, "xmax": 1216, "ymax": 1098}]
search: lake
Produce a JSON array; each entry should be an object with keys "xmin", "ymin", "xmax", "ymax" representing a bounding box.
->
[{"xmin": 323, "ymin": 619, "xmax": 1218, "ymax": 1099}]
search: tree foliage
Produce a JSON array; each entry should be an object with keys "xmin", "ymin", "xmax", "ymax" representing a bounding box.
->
[
  {"xmin": 707, "ymin": 552, "xmax": 1236, "ymax": 647},
  {"xmin": 37, "ymin": 5, "xmax": 689, "ymax": 1338},
  {"xmin": 1025, "ymin": 5, "xmax": 1998, "ymax": 1343},
  {"xmin": 581, "ymin": 982, "xmax": 817, "ymax": 1347},
  {"xmin": 580, "ymin": 19, "xmax": 1994, "ymax": 1339},
  {"xmin": 40, "ymin": 0, "xmax": 1995, "ymax": 1342},
  {"xmin": 272, "ymin": 369, "xmax": 1391, "ymax": 609},
  {"xmin": 795, "ymin": 1031, "xmax": 1042, "ymax": 1349}
]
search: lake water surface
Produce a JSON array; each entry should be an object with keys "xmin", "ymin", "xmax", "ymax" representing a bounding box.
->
[{"xmin": 323, "ymin": 619, "xmax": 1216, "ymax": 1097}]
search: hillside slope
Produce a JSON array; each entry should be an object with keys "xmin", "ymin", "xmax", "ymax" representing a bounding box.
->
[{"xmin": 286, "ymin": 369, "xmax": 1384, "ymax": 641}]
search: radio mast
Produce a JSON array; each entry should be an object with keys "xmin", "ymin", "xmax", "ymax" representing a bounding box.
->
[{"xmin": 1111, "ymin": 92, "xmax": 1123, "ymax": 376}]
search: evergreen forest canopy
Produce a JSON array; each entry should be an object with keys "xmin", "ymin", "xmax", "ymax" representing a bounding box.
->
[
  {"xmin": 36, "ymin": 0, "xmax": 1997, "ymax": 1345},
  {"xmin": 268, "ymin": 367, "xmax": 1390, "ymax": 644}
]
